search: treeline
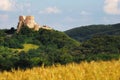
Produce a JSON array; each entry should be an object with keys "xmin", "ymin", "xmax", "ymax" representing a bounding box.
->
[
  {"xmin": 1, "ymin": 35, "xmax": 120, "ymax": 71},
  {"xmin": 70, "ymin": 35, "xmax": 120, "ymax": 62},
  {"xmin": 0, "ymin": 26, "xmax": 80, "ymax": 70},
  {"xmin": 0, "ymin": 46, "xmax": 75, "ymax": 70},
  {"xmin": 81, "ymin": 35, "xmax": 120, "ymax": 54},
  {"xmin": 65, "ymin": 23, "xmax": 120, "ymax": 41},
  {"xmin": 0, "ymin": 25, "xmax": 120, "ymax": 71}
]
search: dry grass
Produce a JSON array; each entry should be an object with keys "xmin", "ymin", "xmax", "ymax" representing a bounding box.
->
[{"xmin": 0, "ymin": 60, "xmax": 120, "ymax": 80}]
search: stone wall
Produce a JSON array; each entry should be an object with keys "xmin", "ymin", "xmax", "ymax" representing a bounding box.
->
[
  {"xmin": 17, "ymin": 16, "xmax": 40, "ymax": 33},
  {"xmin": 17, "ymin": 16, "xmax": 52, "ymax": 33}
]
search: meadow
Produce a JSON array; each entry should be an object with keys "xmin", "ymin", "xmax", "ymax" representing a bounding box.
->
[
  {"xmin": 0, "ymin": 60, "xmax": 120, "ymax": 80},
  {"xmin": 11, "ymin": 44, "xmax": 39, "ymax": 52}
]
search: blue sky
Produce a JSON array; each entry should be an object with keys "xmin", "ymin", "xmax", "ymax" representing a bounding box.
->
[{"xmin": 0, "ymin": 0, "xmax": 120, "ymax": 31}]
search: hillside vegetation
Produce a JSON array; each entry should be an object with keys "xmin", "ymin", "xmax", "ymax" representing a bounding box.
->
[
  {"xmin": 65, "ymin": 23, "xmax": 120, "ymax": 41},
  {"xmin": 0, "ymin": 24, "xmax": 120, "ymax": 71},
  {"xmin": 0, "ymin": 26, "xmax": 80, "ymax": 70},
  {"xmin": 0, "ymin": 60, "xmax": 120, "ymax": 80},
  {"xmin": 80, "ymin": 35, "xmax": 120, "ymax": 54},
  {"xmin": 64, "ymin": 23, "xmax": 120, "ymax": 61}
]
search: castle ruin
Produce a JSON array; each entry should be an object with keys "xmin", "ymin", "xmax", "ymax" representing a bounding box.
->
[{"xmin": 17, "ymin": 16, "xmax": 52, "ymax": 33}]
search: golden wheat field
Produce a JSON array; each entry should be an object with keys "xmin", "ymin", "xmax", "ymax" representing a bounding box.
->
[{"xmin": 0, "ymin": 60, "xmax": 120, "ymax": 80}]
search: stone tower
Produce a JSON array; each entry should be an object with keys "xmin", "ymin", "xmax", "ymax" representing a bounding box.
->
[{"xmin": 17, "ymin": 16, "xmax": 40, "ymax": 33}]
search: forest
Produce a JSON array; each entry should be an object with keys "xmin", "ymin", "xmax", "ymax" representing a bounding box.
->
[
  {"xmin": 65, "ymin": 23, "xmax": 120, "ymax": 41},
  {"xmin": 0, "ymin": 24, "xmax": 120, "ymax": 71}
]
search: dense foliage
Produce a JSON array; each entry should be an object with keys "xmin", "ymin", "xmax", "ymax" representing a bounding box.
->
[
  {"xmin": 0, "ymin": 24, "xmax": 120, "ymax": 71},
  {"xmin": 81, "ymin": 35, "xmax": 120, "ymax": 54},
  {"xmin": 65, "ymin": 23, "xmax": 120, "ymax": 41},
  {"xmin": 0, "ymin": 26, "xmax": 80, "ymax": 70}
]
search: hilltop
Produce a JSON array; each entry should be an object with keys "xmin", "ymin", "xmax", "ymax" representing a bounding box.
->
[
  {"xmin": 17, "ymin": 16, "xmax": 52, "ymax": 33},
  {"xmin": 64, "ymin": 23, "xmax": 120, "ymax": 60},
  {"xmin": 65, "ymin": 23, "xmax": 120, "ymax": 42},
  {"xmin": 0, "ymin": 26, "xmax": 80, "ymax": 70},
  {"xmin": 0, "ymin": 22, "xmax": 120, "ymax": 71},
  {"xmin": 0, "ymin": 25, "xmax": 120, "ymax": 71}
]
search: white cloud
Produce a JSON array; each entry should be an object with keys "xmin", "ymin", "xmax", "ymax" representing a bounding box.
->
[
  {"xmin": 39, "ymin": 7, "xmax": 61, "ymax": 14},
  {"xmin": 104, "ymin": 0, "xmax": 120, "ymax": 15},
  {"xmin": 0, "ymin": 0, "xmax": 32, "ymax": 12},
  {"xmin": 0, "ymin": 14, "xmax": 9, "ymax": 21},
  {"xmin": 0, "ymin": 0, "xmax": 14, "ymax": 11}
]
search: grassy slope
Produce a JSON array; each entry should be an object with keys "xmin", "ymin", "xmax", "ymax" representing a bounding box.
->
[
  {"xmin": 0, "ymin": 60, "xmax": 120, "ymax": 80},
  {"xmin": 11, "ymin": 44, "xmax": 39, "ymax": 52}
]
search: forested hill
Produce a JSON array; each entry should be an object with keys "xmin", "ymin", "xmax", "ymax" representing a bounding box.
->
[
  {"xmin": 0, "ymin": 26, "xmax": 80, "ymax": 49},
  {"xmin": 0, "ymin": 26, "xmax": 81, "ymax": 70},
  {"xmin": 0, "ymin": 25, "xmax": 120, "ymax": 71},
  {"xmin": 65, "ymin": 23, "xmax": 120, "ymax": 42}
]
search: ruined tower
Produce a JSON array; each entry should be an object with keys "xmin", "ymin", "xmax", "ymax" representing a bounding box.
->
[{"xmin": 17, "ymin": 16, "xmax": 40, "ymax": 33}]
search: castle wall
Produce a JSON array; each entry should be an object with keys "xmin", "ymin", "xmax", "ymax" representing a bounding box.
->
[
  {"xmin": 19, "ymin": 16, "xmax": 26, "ymax": 22},
  {"xmin": 17, "ymin": 16, "xmax": 40, "ymax": 32},
  {"xmin": 17, "ymin": 15, "xmax": 52, "ymax": 33},
  {"xmin": 25, "ymin": 16, "xmax": 35, "ymax": 29}
]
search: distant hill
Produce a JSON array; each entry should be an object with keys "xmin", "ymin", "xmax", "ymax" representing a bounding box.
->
[{"xmin": 65, "ymin": 23, "xmax": 120, "ymax": 42}]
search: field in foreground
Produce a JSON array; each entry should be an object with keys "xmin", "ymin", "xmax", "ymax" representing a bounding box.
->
[{"xmin": 0, "ymin": 60, "xmax": 120, "ymax": 80}]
